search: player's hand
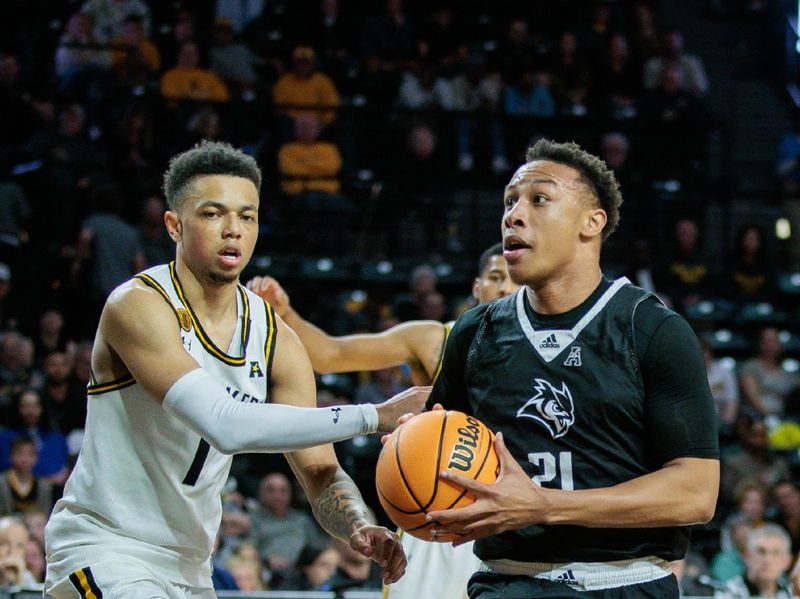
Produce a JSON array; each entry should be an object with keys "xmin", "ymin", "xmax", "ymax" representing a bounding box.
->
[
  {"xmin": 375, "ymin": 386, "xmax": 431, "ymax": 433},
  {"xmin": 381, "ymin": 402, "xmax": 444, "ymax": 445},
  {"xmin": 245, "ymin": 276, "xmax": 291, "ymax": 318},
  {"xmin": 426, "ymin": 432, "xmax": 542, "ymax": 546},
  {"xmin": 350, "ymin": 524, "xmax": 406, "ymax": 585}
]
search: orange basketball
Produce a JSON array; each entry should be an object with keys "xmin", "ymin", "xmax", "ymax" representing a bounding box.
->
[{"xmin": 375, "ymin": 410, "xmax": 499, "ymax": 542}]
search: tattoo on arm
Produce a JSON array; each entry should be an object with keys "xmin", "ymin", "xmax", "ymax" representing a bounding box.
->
[{"xmin": 311, "ymin": 468, "xmax": 374, "ymax": 540}]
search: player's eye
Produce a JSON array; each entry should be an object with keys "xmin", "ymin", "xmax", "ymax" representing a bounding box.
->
[
  {"xmin": 532, "ymin": 194, "xmax": 548, "ymax": 204},
  {"xmin": 503, "ymin": 196, "xmax": 516, "ymax": 209}
]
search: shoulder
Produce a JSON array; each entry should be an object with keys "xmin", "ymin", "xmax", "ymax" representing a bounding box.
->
[{"xmin": 103, "ymin": 277, "xmax": 173, "ymax": 324}]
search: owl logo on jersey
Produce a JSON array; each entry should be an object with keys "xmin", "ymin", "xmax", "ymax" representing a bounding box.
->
[{"xmin": 517, "ymin": 378, "xmax": 575, "ymax": 438}]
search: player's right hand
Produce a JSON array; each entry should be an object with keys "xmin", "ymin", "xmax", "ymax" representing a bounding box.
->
[
  {"xmin": 375, "ymin": 386, "xmax": 431, "ymax": 432},
  {"xmin": 245, "ymin": 276, "xmax": 291, "ymax": 317}
]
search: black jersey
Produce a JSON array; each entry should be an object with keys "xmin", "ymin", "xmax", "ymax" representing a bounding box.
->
[{"xmin": 427, "ymin": 277, "xmax": 719, "ymax": 563}]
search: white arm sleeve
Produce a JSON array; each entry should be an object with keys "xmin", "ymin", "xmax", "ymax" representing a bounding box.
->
[{"xmin": 163, "ymin": 368, "xmax": 378, "ymax": 455}]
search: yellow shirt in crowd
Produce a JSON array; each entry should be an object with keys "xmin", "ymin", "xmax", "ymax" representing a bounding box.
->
[{"xmin": 278, "ymin": 141, "xmax": 342, "ymax": 195}]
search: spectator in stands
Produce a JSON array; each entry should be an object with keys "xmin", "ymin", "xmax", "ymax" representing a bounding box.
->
[
  {"xmin": 712, "ymin": 513, "xmax": 753, "ymax": 584},
  {"xmin": 720, "ymin": 413, "xmax": 790, "ymax": 508},
  {"xmin": 0, "ymin": 264, "xmax": 17, "ymax": 332},
  {"xmin": 211, "ymin": 532, "xmax": 239, "ymax": 591},
  {"xmin": 160, "ymin": 9, "xmax": 197, "ymax": 69},
  {"xmin": 215, "ymin": 0, "xmax": 265, "ymax": 34},
  {"xmin": 419, "ymin": 6, "xmax": 460, "ymax": 70},
  {"xmin": 138, "ymin": 195, "xmax": 172, "ymax": 267},
  {"xmin": 278, "ymin": 540, "xmax": 340, "ymax": 590},
  {"xmin": 595, "ymin": 33, "xmax": 642, "ymax": 120},
  {"xmin": 643, "ymin": 28, "xmax": 708, "ymax": 97},
  {"xmin": 80, "ymin": 0, "xmax": 150, "ymax": 42},
  {"xmin": 40, "ymin": 351, "xmax": 86, "ymax": 435},
  {"xmin": 25, "ymin": 103, "xmax": 108, "ymax": 238},
  {"xmin": 497, "ymin": 18, "xmax": 536, "ymax": 82},
  {"xmin": 112, "ymin": 102, "xmax": 159, "ymax": 197},
  {"xmin": 0, "ymin": 333, "xmax": 39, "ymax": 414},
  {"xmin": 551, "ymin": 30, "xmax": 591, "ymax": 118},
  {"xmin": 210, "ymin": 18, "xmax": 261, "ymax": 95},
  {"xmin": 354, "ymin": 368, "xmax": 405, "ymax": 405},
  {"xmin": 720, "ymin": 480, "xmax": 769, "ymax": 551},
  {"xmin": 110, "ymin": 15, "xmax": 160, "ymax": 87},
  {"xmin": 72, "ymin": 179, "xmax": 146, "ymax": 322},
  {"xmin": 0, "ymin": 516, "xmax": 36, "ymax": 588},
  {"xmin": 278, "ymin": 114, "xmax": 342, "ymax": 197},
  {"xmin": 660, "ymin": 217, "xmax": 713, "ymax": 312},
  {"xmin": 226, "ymin": 555, "xmax": 267, "ymax": 591},
  {"xmin": 396, "ymin": 62, "xmax": 449, "ymax": 112},
  {"xmin": 701, "ymin": 338, "xmax": 739, "ymax": 432},
  {"xmin": 715, "ymin": 523, "xmax": 794, "ymax": 598},
  {"xmin": 727, "ymin": 224, "xmax": 776, "ymax": 304},
  {"xmin": 504, "ymin": 65, "xmax": 556, "ymax": 118},
  {"xmin": 621, "ymin": 238, "xmax": 658, "ymax": 294},
  {"xmin": 630, "ymin": 1, "xmax": 661, "ymax": 62},
  {"xmin": 418, "ymin": 290, "xmax": 447, "ymax": 322},
  {"xmin": 249, "ymin": 472, "xmax": 323, "ymax": 577},
  {"xmin": 362, "ymin": 0, "xmax": 417, "ymax": 77},
  {"xmin": 739, "ymin": 327, "xmax": 799, "ymax": 417},
  {"xmin": 0, "ymin": 388, "xmax": 68, "ymax": 482},
  {"xmin": 0, "ymin": 169, "xmax": 28, "ymax": 282},
  {"xmin": 321, "ymin": 536, "xmax": 382, "ymax": 592},
  {"xmin": 24, "ymin": 537, "xmax": 45, "ymax": 583},
  {"xmin": 771, "ymin": 480, "xmax": 800, "ymax": 555},
  {"xmin": 186, "ymin": 106, "xmax": 223, "ymax": 145},
  {"xmin": 54, "ymin": 12, "xmax": 113, "ymax": 95},
  {"xmin": 21, "ymin": 508, "xmax": 46, "ymax": 547},
  {"xmin": 32, "ymin": 309, "xmax": 74, "ymax": 363},
  {"xmin": 273, "ymin": 45, "xmax": 340, "ymax": 128},
  {"xmin": 392, "ymin": 263, "xmax": 437, "ymax": 321},
  {"xmin": 0, "ymin": 437, "xmax": 54, "ymax": 516},
  {"xmin": 160, "ymin": 41, "xmax": 230, "ymax": 103},
  {"xmin": 443, "ymin": 52, "xmax": 508, "ymax": 173},
  {"xmin": 310, "ymin": 0, "xmax": 358, "ymax": 86},
  {"xmin": 0, "ymin": 52, "xmax": 42, "ymax": 150}
]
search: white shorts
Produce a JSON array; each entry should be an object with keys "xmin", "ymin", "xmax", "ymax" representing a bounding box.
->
[
  {"xmin": 383, "ymin": 531, "xmax": 481, "ymax": 599},
  {"xmin": 46, "ymin": 555, "xmax": 216, "ymax": 599}
]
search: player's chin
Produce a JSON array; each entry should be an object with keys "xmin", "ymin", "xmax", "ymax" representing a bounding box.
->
[{"xmin": 207, "ymin": 267, "xmax": 241, "ymax": 285}]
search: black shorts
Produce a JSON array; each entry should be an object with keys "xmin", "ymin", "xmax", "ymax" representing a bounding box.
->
[{"xmin": 467, "ymin": 571, "xmax": 679, "ymax": 598}]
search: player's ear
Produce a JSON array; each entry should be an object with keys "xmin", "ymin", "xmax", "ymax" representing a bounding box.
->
[
  {"xmin": 471, "ymin": 277, "xmax": 481, "ymax": 300},
  {"xmin": 581, "ymin": 208, "xmax": 607, "ymax": 240},
  {"xmin": 165, "ymin": 210, "xmax": 182, "ymax": 242}
]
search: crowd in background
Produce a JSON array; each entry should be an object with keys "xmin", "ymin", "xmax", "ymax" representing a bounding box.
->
[{"xmin": 0, "ymin": 0, "xmax": 799, "ymax": 595}]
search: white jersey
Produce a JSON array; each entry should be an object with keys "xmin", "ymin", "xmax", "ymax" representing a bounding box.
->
[{"xmin": 45, "ymin": 262, "xmax": 277, "ymax": 588}]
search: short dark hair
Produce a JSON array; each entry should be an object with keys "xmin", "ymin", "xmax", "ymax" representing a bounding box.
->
[
  {"xmin": 163, "ymin": 141, "xmax": 261, "ymax": 210},
  {"xmin": 525, "ymin": 139, "xmax": 622, "ymax": 240},
  {"xmin": 477, "ymin": 243, "xmax": 503, "ymax": 276},
  {"xmin": 10, "ymin": 436, "xmax": 35, "ymax": 454}
]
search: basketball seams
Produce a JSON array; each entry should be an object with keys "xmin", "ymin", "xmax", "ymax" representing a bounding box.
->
[
  {"xmin": 394, "ymin": 420, "xmax": 428, "ymax": 512},
  {"xmin": 421, "ymin": 410, "xmax": 449, "ymax": 510}
]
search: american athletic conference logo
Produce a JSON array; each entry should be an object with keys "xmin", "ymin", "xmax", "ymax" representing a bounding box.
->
[{"xmin": 517, "ymin": 378, "xmax": 575, "ymax": 438}]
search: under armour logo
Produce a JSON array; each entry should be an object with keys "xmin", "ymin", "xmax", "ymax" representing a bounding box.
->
[
  {"xmin": 563, "ymin": 346, "xmax": 582, "ymax": 367},
  {"xmin": 249, "ymin": 361, "xmax": 264, "ymax": 378},
  {"xmin": 181, "ymin": 336, "xmax": 192, "ymax": 351},
  {"xmin": 331, "ymin": 407, "xmax": 342, "ymax": 423}
]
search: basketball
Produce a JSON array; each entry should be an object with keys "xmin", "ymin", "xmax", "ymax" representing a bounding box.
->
[{"xmin": 375, "ymin": 410, "xmax": 499, "ymax": 542}]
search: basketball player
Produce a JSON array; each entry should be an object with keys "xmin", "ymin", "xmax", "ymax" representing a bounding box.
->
[
  {"xmin": 424, "ymin": 139, "xmax": 720, "ymax": 598},
  {"xmin": 245, "ymin": 243, "xmax": 517, "ymax": 599},
  {"xmin": 44, "ymin": 141, "xmax": 428, "ymax": 598}
]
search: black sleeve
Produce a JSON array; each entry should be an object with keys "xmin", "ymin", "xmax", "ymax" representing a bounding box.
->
[
  {"xmin": 425, "ymin": 304, "xmax": 488, "ymax": 413},
  {"xmin": 635, "ymin": 299, "xmax": 720, "ymax": 465}
]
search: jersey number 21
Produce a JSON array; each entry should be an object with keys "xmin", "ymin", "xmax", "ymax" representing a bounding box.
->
[{"xmin": 528, "ymin": 451, "xmax": 574, "ymax": 491}]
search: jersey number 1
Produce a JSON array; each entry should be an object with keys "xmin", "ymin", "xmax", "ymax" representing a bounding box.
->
[
  {"xmin": 183, "ymin": 439, "xmax": 210, "ymax": 486},
  {"xmin": 528, "ymin": 451, "xmax": 574, "ymax": 491}
]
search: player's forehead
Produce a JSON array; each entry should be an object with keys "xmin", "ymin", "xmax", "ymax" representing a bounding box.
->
[
  {"xmin": 505, "ymin": 160, "xmax": 583, "ymax": 194},
  {"xmin": 184, "ymin": 174, "xmax": 259, "ymax": 209},
  {"xmin": 481, "ymin": 255, "xmax": 508, "ymax": 278}
]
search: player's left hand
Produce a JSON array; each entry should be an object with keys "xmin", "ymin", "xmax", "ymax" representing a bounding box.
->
[
  {"xmin": 426, "ymin": 432, "xmax": 543, "ymax": 546},
  {"xmin": 350, "ymin": 524, "xmax": 407, "ymax": 585}
]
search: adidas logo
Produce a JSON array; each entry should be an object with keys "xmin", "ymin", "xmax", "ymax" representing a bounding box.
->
[
  {"xmin": 539, "ymin": 333, "xmax": 560, "ymax": 349},
  {"xmin": 555, "ymin": 570, "xmax": 578, "ymax": 585}
]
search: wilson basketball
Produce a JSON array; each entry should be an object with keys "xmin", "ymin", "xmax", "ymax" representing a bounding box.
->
[{"xmin": 375, "ymin": 410, "xmax": 499, "ymax": 542}]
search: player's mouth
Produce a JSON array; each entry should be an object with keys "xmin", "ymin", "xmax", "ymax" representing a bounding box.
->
[
  {"xmin": 503, "ymin": 235, "xmax": 531, "ymax": 263},
  {"xmin": 217, "ymin": 246, "xmax": 242, "ymax": 268}
]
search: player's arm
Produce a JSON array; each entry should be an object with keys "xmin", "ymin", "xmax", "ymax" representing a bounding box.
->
[
  {"xmin": 428, "ymin": 305, "xmax": 720, "ymax": 543},
  {"xmin": 247, "ymin": 275, "xmax": 446, "ymax": 377},
  {"xmin": 102, "ymin": 280, "xmax": 428, "ymax": 454},
  {"xmin": 271, "ymin": 324, "xmax": 406, "ymax": 585}
]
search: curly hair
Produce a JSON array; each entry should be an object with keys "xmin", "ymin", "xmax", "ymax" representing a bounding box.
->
[
  {"xmin": 163, "ymin": 140, "xmax": 261, "ymax": 210},
  {"xmin": 525, "ymin": 139, "xmax": 622, "ymax": 240}
]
